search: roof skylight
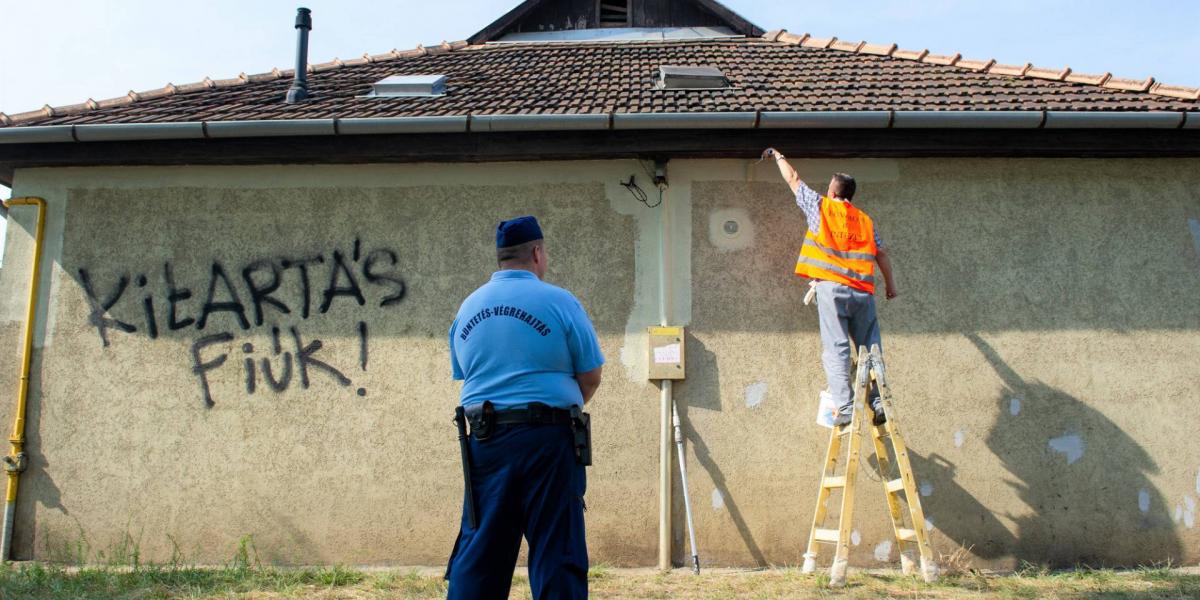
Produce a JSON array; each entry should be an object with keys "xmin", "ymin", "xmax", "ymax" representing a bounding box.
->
[
  {"xmin": 364, "ymin": 75, "xmax": 447, "ymax": 97},
  {"xmin": 658, "ymin": 66, "xmax": 730, "ymax": 90}
]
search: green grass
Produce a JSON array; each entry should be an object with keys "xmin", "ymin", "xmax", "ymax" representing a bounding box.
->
[{"xmin": 0, "ymin": 563, "xmax": 1197, "ymax": 599}]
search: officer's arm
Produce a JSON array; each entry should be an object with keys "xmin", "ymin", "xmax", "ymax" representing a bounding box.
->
[
  {"xmin": 576, "ymin": 367, "xmax": 602, "ymax": 404},
  {"xmin": 768, "ymin": 149, "xmax": 804, "ymax": 195},
  {"xmin": 876, "ymin": 249, "xmax": 899, "ymax": 300}
]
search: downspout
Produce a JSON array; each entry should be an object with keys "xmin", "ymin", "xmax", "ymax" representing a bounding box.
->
[
  {"xmin": 656, "ymin": 175, "xmax": 673, "ymax": 571},
  {"xmin": 0, "ymin": 197, "xmax": 45, "ymax": 562}
]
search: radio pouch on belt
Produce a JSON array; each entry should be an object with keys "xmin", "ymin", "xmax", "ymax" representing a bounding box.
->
[{"xmin": 570, "ymin": 406, "xmax": 592, "ymax": 467}]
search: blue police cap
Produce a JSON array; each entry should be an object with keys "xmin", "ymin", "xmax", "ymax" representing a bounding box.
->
[{"xmin": 496, "ymin": 216, "xmax": 544, "ymax": 248}]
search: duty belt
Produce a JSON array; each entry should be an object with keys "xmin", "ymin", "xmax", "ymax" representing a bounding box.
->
[
  {"xmin": 460, "ymin": 401, "xmax": 592, "ymax": 466},
  {"xmin": 479, "ymin": 403, "xmax": 573, "ymax": 427}
]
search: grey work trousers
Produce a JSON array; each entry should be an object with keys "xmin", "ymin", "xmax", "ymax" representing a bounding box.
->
[{"xmin": 814, "ymin": 280, "xmax": 882, "ymax": 415}]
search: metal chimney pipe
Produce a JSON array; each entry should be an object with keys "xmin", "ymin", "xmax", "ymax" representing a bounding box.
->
[{"xmin": 286, "ymin": 7, "xmax": 312, "ymax": 103}]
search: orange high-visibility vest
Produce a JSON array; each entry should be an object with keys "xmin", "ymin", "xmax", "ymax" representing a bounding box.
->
[{"xmin": 794, "ymin": 198, "xmax": 878, "ymax": 293}]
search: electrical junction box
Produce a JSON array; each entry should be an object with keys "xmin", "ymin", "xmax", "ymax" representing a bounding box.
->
[{"xmin": 647, "ymin": 326, "xmax": 685, "ymax": 380}]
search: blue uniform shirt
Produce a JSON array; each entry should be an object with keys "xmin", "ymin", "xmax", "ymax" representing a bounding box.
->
[{"xmin": 450, "ymin": 270, "xmax": 604, "ymax": 410}]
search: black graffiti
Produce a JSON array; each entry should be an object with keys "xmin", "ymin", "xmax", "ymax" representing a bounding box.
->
[
  {"xmin": 191, "ymin": 332, "xmax": 234, "ymax": 408},
  {"xmin": 189, "ymin": 324, "xmax": 364, "ymax": 408},
  {"xmin": 260, "ymin": 327, "xmax": 293, "ymax": 393},
  {"xmin": 79, "ymin": 269, "xmax": 136, "ymax": 347},
  {"xmin": 320, "ymin": 250, "xmax": 366, "ymax": 314},
  {"xmin": 363, "ymin": 249, "xmax": 406, "ymax": 307},
  {"xmin": 88, "ymin": 239, "xmax": 399, "ymax": 406},
  {"xmin": 358, "ymin": 321, "xmax": 368, "ymax": 372},
  {"xmin": 242, "ymin": 260, "xmax": 290, "ymax": 326},
  {"xmin": 197, "ymin": 263, "xmax": 251, "ymax": 331},
  {"xmin": 164, "ymin": 262, "xmax": 195, "ymax": 331},
  {"xmin": 82, "ymin": 239, "xmax": 407, "ymax": 347},
  {"xmin": 292, "ymin": 327, "xmax": 352, "ymax": 389}
]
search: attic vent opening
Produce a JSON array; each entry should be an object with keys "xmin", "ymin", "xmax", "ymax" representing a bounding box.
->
[
  {"xmin": 598, "ymin": 0, "xmax": 630, "ymax": 27},
  {"xmin": 364, "ymin": 75, "xmax": 446, "ymax": 98},
  {"xmin": 658, "ymin": 66, "xmax": 730, "ymax": 90}
]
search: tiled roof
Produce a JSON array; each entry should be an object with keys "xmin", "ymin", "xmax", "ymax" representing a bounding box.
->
[{"xmin": 2, "ymin": 32, "xmax": 1197, "ymax": 128}]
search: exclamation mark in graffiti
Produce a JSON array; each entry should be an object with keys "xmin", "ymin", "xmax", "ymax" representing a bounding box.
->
[{"xmin": 356, "ymin": 321, "xmax": 368, "ymax": 397}]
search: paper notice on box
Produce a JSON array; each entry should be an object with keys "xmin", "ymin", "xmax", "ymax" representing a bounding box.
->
[{"xmin": 653, "ymin": 343, "xmax": 681, "ymax": 365}]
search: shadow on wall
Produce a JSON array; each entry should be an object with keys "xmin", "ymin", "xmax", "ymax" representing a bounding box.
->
[
  {"xmin": 672, "ymin": 335, "xmax": 768, "ymax": 567},
  {"xmin": 968, "ymin": 333, "xmax": 1181, "ymax": 567},
  {"xmin": 901, "ymin": 451, "xmax": 1016, "ymax": 560},
  {"xmin": 678, "ymin": 403, "xmax": 768, "ymax": 568},
  {"xmin": 12, "ymin": 354, "xmax": 66, "ymax": 561}
]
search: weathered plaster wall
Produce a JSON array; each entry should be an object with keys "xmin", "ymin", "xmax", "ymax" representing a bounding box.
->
[{"xmin": 1, "ymin": 158, "xmax": 1198, "ymax": 569}]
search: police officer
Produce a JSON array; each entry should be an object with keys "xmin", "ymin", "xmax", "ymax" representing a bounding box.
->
[
  {"xmin": 766, "ymin": 148, "xmax": 899, "ymax": 427},
  {"xmin": 445, "ymin": 215, "xmax": 604, "ymax": 600}
]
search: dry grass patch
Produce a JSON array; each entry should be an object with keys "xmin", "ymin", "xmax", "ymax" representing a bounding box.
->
[{"xmin": 1, "ymin": 563, "xmax": 1198, "ymax": 599}]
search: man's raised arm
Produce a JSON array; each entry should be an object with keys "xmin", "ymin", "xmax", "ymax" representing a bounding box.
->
[{"xmin": 765, "ymin": 147, "xmax": 805, "ymax": 195}]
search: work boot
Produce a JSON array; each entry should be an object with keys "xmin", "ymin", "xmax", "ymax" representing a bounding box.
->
[
  {"xmin": 868, "ymin": 381, "xmax": 886, "ymax": 426},
  {"xmin": 870, "ymin": 397, "xmax": 886, "ymax": 426},
  {"xmin": 832, "ymin": 412, "xmax": 853, "ymax": 427}
]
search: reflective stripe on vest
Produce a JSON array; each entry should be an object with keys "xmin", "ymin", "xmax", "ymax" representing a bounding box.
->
[
  {"xmin": 806, "ymin": 237, "xmax": 877, "ymax": 262},
  {"xmin": 794, "ymin": 197, "xmax": 877, "ymax": 293},
  {"xmin": 795, "ymin": 248, "xmax": 876, "ymax": 285}
]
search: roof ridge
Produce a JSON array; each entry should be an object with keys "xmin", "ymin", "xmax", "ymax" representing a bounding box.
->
[
  {"xmin": 0, "ymin": 40, "xmax": 472, "ymax": 127},
  {"xmin": 761, "ymin": 29, "xmax": 1200, "ymax": 102}
]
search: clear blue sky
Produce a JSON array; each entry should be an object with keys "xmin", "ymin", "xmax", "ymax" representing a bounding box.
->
[{"xmin": 1, "ymin": 0, "xmax": 1198, "ymax": 199}]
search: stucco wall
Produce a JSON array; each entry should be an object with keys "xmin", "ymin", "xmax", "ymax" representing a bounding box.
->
[{"xmin": 1, "ymin": 158, "xmax": 1198, "ymax": 569}]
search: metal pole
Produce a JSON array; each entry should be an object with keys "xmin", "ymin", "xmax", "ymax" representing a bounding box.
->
[
  {"xmin": 658, "ymin": 379, "xmax": 672, "ymax": 570},
  {"xmin": 672, "ymin": 401, "xmax": 699, "ymax": 573}
]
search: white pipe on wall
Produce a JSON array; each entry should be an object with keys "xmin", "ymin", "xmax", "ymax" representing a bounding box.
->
[{"xmin": 656, "ymin": 179, "xmax": 673, "ymax": 571}]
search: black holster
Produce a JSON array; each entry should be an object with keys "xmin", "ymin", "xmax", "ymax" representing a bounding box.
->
[
  {"xmin": 570, "ymin": 406, "xmax": 592, "ymax": 467},
  {"xmin": 466, "ymin": 401, "xmax": 497, "ymax": 440}
]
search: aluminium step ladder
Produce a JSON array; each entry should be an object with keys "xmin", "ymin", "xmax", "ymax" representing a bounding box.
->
[{"xmin": 801, "ymin": 344, "xmax": 938, "ymax": 587}]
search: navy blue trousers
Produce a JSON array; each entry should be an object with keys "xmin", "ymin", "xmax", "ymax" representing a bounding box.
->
[{"xmin": 446, "ymin": 423, "xmax": 588, "ymax": 600}]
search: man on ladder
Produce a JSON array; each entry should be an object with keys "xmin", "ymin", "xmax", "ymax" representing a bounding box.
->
[
  {"xmin": 765, "ymin": 149, "xmax": 937, "ymax": 587},
  {"xmin": 764, "ymin": 148, "xmax": 899, "ymax": 426}
]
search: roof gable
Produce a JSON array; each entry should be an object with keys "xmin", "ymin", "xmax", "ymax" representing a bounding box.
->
[{"xmin": 468, "ymin": 0, "xmax": 764, "ymax": 44}]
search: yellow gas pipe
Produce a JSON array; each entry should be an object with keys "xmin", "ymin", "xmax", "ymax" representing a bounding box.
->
[{"xmin": 1, "ymin": 197, "xmax": 46, "ymax": 562}]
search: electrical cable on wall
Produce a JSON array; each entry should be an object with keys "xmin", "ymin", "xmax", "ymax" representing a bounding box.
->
[{"xmin": 621, "ymin": 175, "xmax": 661, "ymax": 208}]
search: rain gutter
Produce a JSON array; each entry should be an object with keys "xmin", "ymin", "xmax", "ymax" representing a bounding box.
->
[{"xmin": 0, "ymin": 110, "xmax": 1193, "ymax": 143}]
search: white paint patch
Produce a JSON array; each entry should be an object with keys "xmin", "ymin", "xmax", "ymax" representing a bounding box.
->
[
  {"xmin": 744, "ymin": 381, "xmax": 768, "ymax": 409},
  {"xmin": 1185, "ymin": 496, "xmax": 1197, "ymax": 529},
  {"xmin": 920, "ymin": 482, "xmax": 934, "ymax": 497},
  {"xmin": 707, "ymin": 207, "xmax": 756, "ymax": 251},
  {"xmin": 874, "ymin": 540, "xmax": 892, "ymax": 562},
  {"xmin": 1009, "ymin": 398, "xmax": 1022, "ymax": 416},
  {"xmin": 953, "ymin": 430, "xmax": 965, "ymax": 448},
  {"xmin": 711, "ymin": 489, "xmax": 725, "ymax": 511},
  {"xmin": 1195, "ymin": 469, "xmax": 1200, "ymax": 495},
  {"xmin": 851, "ymin": 530, "xmax": 861, "ymax": 546},
  {"xmin": 925, "ymin": 518, "xmax": 934, "ymax": 532},
  {"xmin": 1176, "ymin": 505, "xmax": 1185, "ymax": 523},
  {"xmin": 1189, "ymin": 218, "xmax": 1200, "ymax": 260},
  {"xmin": 1048, "ymin": 433, "xmax": 1085, "ymax": 465},
  {"xmin": 1138, "ymin": 488, "xmax": 1151, "ymax": 513}
]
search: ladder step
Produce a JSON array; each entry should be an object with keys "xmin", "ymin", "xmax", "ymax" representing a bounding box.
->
[
  {"xmin": 822, "ymin": 476, "xmax": 846, "ymax": 489},
  {"xmin": 885, "ymin": 478, "xmax": 906, "ymax": 494},
  {"xmin": 897, "ymin": 528, "xmax": 918, "ymax": 541},
  {"xmin": 814, "ymin": 528, "xmax": 841, "ymax": 543},
  {"xmin": 835, "ymin": 425, "xmax": 853, "ymax": 436}
]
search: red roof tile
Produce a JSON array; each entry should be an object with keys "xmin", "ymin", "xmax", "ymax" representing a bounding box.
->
[{"xmin": 1, "ymin": 34, "xmax": 1196, "ymax": 129}]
